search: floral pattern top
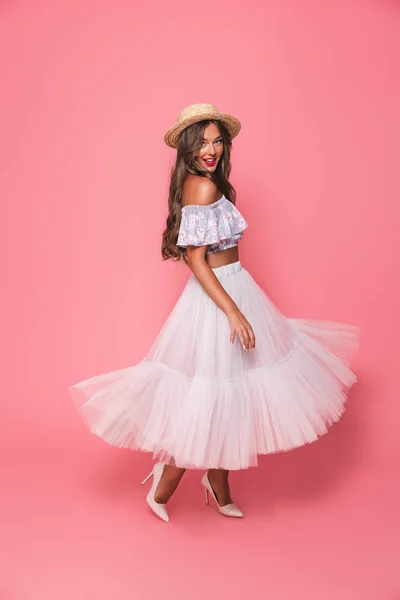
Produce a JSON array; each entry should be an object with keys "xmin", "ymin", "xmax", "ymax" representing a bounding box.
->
[{"xmin": 176, "ymin": 195, "xmax": 249, "ymax": 255}]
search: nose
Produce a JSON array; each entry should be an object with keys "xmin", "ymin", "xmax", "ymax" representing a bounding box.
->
[{"xmin": 205, "ymin": 142, "xmax": 216, "ymax": 157}]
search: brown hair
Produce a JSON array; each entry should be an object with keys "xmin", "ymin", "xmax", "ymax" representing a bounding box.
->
[{"xmin": 161, "ymin": 119, "xmax": 237, "ymax": 264}]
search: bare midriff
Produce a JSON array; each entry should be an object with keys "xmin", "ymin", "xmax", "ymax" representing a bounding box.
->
[{"xmin": 206, "ymin": 245, "xmax": 239, "ymax": 269}]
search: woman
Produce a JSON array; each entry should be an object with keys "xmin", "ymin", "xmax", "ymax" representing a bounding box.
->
[{"xmin": 69, "ymin": 103, "xmax": 360, "ymax": 523}]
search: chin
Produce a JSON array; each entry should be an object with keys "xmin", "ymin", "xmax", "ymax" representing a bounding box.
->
[{"xmin": 208, "ymin": 161, "xmax": 220, "ymax": 172}]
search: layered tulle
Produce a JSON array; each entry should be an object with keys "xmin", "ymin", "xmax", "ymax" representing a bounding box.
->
[{"xmin": 69, "ymin": 261, "xmax": 360, "ymax": 470}]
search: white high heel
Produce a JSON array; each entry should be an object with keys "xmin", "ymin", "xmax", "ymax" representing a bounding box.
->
[
  {"xmin": 201, "ymin": 472, "xmax": 244, "ymax": 518},
  {"xmin": 140, "ymin": 462, "xmax": 170, "ymax": 522}
]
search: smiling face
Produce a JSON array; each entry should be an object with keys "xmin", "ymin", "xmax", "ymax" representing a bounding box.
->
[{"xmin": 195, "ymin": 122, "xmax": 224, "ymax": 173}]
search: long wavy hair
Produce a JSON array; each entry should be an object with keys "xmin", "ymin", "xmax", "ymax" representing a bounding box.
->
[{"xmin": 161, "ymin": 119, "xmax": 237, "ymax": 264}]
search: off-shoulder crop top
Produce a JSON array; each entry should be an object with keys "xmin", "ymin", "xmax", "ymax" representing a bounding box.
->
[{"xmin": 176, "ymin": 195, "xmax": 249, "ymax": 255}]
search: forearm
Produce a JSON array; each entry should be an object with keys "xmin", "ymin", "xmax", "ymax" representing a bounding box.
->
[{"xmin": 188, "ymin": 257, "xmax": 238, "ymax": 315}]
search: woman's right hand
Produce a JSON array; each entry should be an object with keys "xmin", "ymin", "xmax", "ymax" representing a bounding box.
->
[{"xmin": 226, "ymin": 307, "xmax": 256, "ymax": 351}]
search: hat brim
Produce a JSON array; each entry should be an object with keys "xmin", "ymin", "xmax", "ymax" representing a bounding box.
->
[{"xmin": 164, "ymin": 113, "xmax": 241, "ymax": 149}]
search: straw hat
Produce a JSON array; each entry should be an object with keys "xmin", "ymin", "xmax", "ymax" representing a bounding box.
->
[{"xmin": 164, "ymin": 103, "xmax": 241, "ymax": 148}]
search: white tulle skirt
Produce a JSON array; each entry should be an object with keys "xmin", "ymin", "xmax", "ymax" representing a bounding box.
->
[{"xmin": 69, "ymin": 261, "xmax": 360, "ymax": 470}]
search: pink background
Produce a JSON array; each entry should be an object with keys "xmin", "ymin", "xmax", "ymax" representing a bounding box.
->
[{"xmin": 2, "ymin": 1, "xmax": 399, "ymax": 599}]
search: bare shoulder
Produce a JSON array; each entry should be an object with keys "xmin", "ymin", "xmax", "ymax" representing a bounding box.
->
[{"xmin": 182, "ymin": 175, "xmax": 221, "ymax": 207}]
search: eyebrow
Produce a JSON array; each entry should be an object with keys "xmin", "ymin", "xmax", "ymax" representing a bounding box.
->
[{"xmin": 201, "ymin": 135, "xmax": 223, "ymax": 141}]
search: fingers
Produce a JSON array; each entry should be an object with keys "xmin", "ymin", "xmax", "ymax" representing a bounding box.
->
[
  {"xmin": 229, "ymin": 315, "xmax": 256, "ymax": 351},
  {"xmin": 239, "ymin": 327, "xmax": 249, "ymax": 351},
  {"xmin": 248, "ymin": 326, "xmax": 256, "ymax": 351},
  {"xmin": 239, "ymin": 326, "xmax": 255, "ymax": 352}
]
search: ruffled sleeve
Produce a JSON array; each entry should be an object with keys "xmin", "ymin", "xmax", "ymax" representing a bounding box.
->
[{"xmin": 176, "ymin": 196, "xmax": 249, "ymax": 248}]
